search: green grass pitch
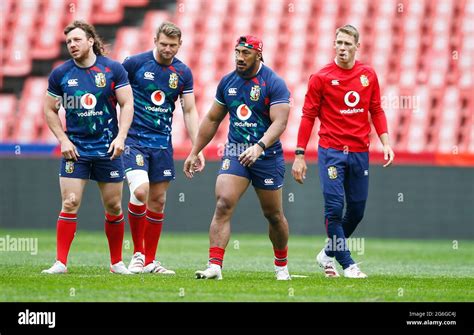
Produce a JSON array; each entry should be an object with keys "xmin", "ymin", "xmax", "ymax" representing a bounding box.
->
[{"xmin": 0, "ymin": 229, "xmax": 473, "ymax": 302}]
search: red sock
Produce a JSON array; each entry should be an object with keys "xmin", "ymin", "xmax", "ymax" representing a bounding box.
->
[
  {"xmin": 144, "ymin": 209, "xmax": 163, "ymax": 266},
  {"xmin": 56, "ymin": 212, "xmax": 77, "ymax": 265},
  {"xmin": 104, "ymin": 212, "xmax": 125, "ymax": 265},
  {"xmin": 274, "ymin": 246, "xmax": 288, "ymax": 267},
  {"xmin": 128, "ymin": 202, "xmax": 146, "ymax": 254},
  {"xmin": 209, "ymin": 246, "xmax": 225, "ymax": 268}
]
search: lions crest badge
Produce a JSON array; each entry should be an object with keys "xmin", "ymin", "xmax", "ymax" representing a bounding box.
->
[
  {"xmin": 95, "ymin": 73, "xmax": 106, "ymax": 88},
  {"xmin": 328, "ymin": 166, "xmax": 338, "ymax": 179},
  {"xmin": 136, "ymin": 154, "xmax": 144, "ymax": 167},
  {"xmin": 222, "ymin": 158, "xmax": 231, "ymax": 171},
  {"xmin": 250, "ymin": 85, "xmax": 260, "ymax": 101},
  {"xmin": 169, "ymin": 73, "xmax": 178, "ymax": 89},
  {"xmin": 65, "ymin": 161, "xmax": 74, "ymax": 174}
]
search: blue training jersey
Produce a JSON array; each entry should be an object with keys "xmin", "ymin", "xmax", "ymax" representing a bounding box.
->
[
  {"xmin": 47, "ymin": 56, "xmax": 130, "ymax": 157},
  {"xmin": 215, "ymin": 63, "xmax": 290, "ymax": 157},
  {"xmin": 122, "ymin": 51, "xmax": 193, "ymax": 149}
]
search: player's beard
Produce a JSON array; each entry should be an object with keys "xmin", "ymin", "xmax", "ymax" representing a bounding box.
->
[
  {"xmin": 236, "ymin": 59, "xmax": 258, "ymax": 78},
  {"xmin": 70, "ymin": 47, "xmax": 90, "ymax": 62},
  {"xmin": 159, "ymin": 51, "xmax": 173, "ymax": 61}
]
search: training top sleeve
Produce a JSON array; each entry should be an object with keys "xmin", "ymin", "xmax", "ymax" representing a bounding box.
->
[
  {"xmin": 215, "ymin": 77, "xmax": 226, "ymax": 106},
  {"xmin": 269, "ymin": 75, "xmax": 290, "ymax": 106},
  {"xmin": 296, "ymin": 74, "xmax": 323, "ymax": 149},
  {"xmin": 111, "ymin": 61, "xmax": 130, "ymax": 90},
  {"xmin": 47, "ymin": 69, "xmax": 62, "ymax": 97},
  {"xmin": 122, "ymin": 56, "xmax": 137, "ymax": 83},
  {"xmin": 369, "ymin": 71, "xmax": 388, "ymax": 136},
  {"xmin": 182, "ymin": 67, "xmax": 194, "ymax": 95}
]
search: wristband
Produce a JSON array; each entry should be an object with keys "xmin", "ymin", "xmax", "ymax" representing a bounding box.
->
[
  {"xmin": 295, "ymin": 149, "xmax": 305, "ymax": 155},
  {"xmin": 257, "ymin": 141, "xmax": 266, "ymax": 150}
]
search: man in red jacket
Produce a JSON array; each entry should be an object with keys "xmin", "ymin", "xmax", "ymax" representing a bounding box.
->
[{"xmin": 292, "ymin": 25, "xmax": 394, "ymax": 279}]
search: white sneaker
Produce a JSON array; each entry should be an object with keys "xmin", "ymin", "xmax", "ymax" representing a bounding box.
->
[
  {"xmin": 316, "ymin": 248, "xmax": 340, "ymax": 278},
  {"xmin": 42, "ymin": 261, "xmax": 67, "ymax": 274},
  {"xmin": 110, "ymin": 261, "xmax": 133, "ymax": 275},
  {"xmin": 343, "ymin": 263, "xmax": 367, "ymax": 278},
  {"xmin": 275, "ymin": 265, "xmax": 291, "ymax": 280},
  {"xmin": 143, "ymin": 260, "xmax": 175, "ymax": 275},
  {"xmin": 128, "ymin": 252, "xmax": 145, "ymax": 274},
  {"xmin": 195, "ymin": 263, "xmax": 222, "ymax": 280}
]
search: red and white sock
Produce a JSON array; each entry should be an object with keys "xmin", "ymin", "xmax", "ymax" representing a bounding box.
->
[
  {"xmin": 274, "ymin": 246, "xmax": 288, "ymax": 267},
  {"xmin": 56, "ymin": 212, "xmax": 77, "ymax": 265},
  {"xmin": 144, "ymin": 209, "xmax": 163, "ymax": 266},
  {"xmin": 127, "ymin": 202, "xmax": 146, "ymax": 254},
  {"xmin": 209, "ymin": 246, "xmax": 225, "ymax": 268},
  {"xmin": 104, "ymin": 212, "xmax": 125, "ymax": 265}
]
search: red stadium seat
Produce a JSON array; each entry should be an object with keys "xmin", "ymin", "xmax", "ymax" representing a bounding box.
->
[
  {"xmin": 111, "ymin": 27, "xmax": 142, "ymax": 62},
  {"xmin": 0, "ymin": 94, "xmax": 17, "ymax": 142},
  {"xmin": 91, "ymin": 0, "xmax": 124, "ymax": 24},
  {"xmin": 13, "ymin": 78, "xmax": 48, "ymax": 143},
  {"xmin": 141, "ymin": 10, "xmax": 170, "ymax": 44},
  {"xmin": 64, "ymin": 0, "xmax": 93, "ymax": 26},
  {"xmin": 121, "ymin": 0, "xmax": 148, "ymax": 7},
  {"xmin": 32, "ymin": 0, "xmax": 65, "ymax": 60}
]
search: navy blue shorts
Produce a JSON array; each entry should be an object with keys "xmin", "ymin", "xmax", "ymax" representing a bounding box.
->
[
  {"xmin": 218, "ymin": 155, "xmax": 285, "ymax": 190},
  {"xmin": 317, "ymin": 146, "xmax": 369, "ymax": 202},
  {"xmin": 123, "ymin": 145, "xmax": 175, "ymax": 183},
  {"xmin": 59, "ymin": 156, "xmax": 125, "ymax": 183}
]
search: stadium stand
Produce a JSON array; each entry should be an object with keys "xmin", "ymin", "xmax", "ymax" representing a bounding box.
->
[{"xmin": 0, "ymin": 0, "xmax": 472, "ymax": 164}]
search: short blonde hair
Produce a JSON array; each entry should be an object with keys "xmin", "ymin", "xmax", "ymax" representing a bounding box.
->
[
  {"xmin": 156, "ymin": 21, "xmax": 182, "ymax": 39},
  {"xmin": 335, "ymin": 25, "xmax": 359, "ymax": 43}
]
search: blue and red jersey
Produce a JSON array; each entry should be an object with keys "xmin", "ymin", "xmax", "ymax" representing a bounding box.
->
[
  {"xmin": 47, "ymin": 56, "xmax": 129, "ymax": 157},
  {"xmin": 215, "ymin": 63, "xmax": 290, "ymax": 157},
  {"xmin": 122, "ymin": 51, "xmax": 193, "ymax": 149}
]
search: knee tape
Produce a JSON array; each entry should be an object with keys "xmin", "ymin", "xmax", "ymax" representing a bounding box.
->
[{"xmin": 126, "ymin": 169, "xmax": 149, "ymax": 205}]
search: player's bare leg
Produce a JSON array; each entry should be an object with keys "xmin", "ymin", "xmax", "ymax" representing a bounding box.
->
[
  {"xmin": 98, "ymin": 181, "xmax": 123, "ymax": 215},
  {"xmin": 42, "ymin": 177, "xmax": 86, "ymax": 274},
  {"xmin": 98, "ymin": 181, "xmax": 131, "ymax": 274},
  {"xmin": 210, "ymin": 174, "xmax": 249, "ymax": 248},
  {"xmin": 196, "ymin": 174, "xmax": 249, "ymax": 280},
  {"xmin": 60, "ymin": 177, "xmax": 87, "ymax": 213},
  {"xmin": 147, "ymin": 181, "xmax": 169, "ymax": 213},
  {"xmin": 255, "ymin": 187, "xmax": 291, "ymax": 280},
  {"xmin": 142, "ymin": 181, "xmax": 175, "ymax": 274}
]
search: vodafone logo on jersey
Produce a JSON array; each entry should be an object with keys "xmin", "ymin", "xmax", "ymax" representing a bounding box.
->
[
  {"xmin": 234, "ymin": 104, "xmax": 257, "ymax": 127},
  {"xmin": 151, "ymin": 90, "xmax": 166, "ymax": 106},
  {"xmin": 80, "ymin": 93, "xmax": 97, "ymax": 110},
  {"xmin": 340, "ymin": 91, "xmax": 364, "ymax": 115},
  {"xmin": 344, "ymin": 91, "xmax": 360, "ymax": 107},
  {"xmin": 236, "ymin": 104, "xmax": 252, "ymax": 121}
]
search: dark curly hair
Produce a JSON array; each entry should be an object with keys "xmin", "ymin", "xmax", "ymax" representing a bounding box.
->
[{"xmin": 64, "ymin": 20, "xmax": 106, "ymax": 56}]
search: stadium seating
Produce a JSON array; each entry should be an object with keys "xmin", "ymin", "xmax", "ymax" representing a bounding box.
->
[{"xmin": 1, "ymin": 0, "xmax": 473, "ymax": 162}]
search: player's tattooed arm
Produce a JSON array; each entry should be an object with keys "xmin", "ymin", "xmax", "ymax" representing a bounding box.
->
[
  {"xmin": 44, "ymin": 93, "xmax": 80, "ymax": 161},
  {"xmin": 262, "ymin": 102, "xmax": 290, "ymax": 148},
  {"xmin": 239, "ymin": 102, "xmax": 290, "ymax": 167}
]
